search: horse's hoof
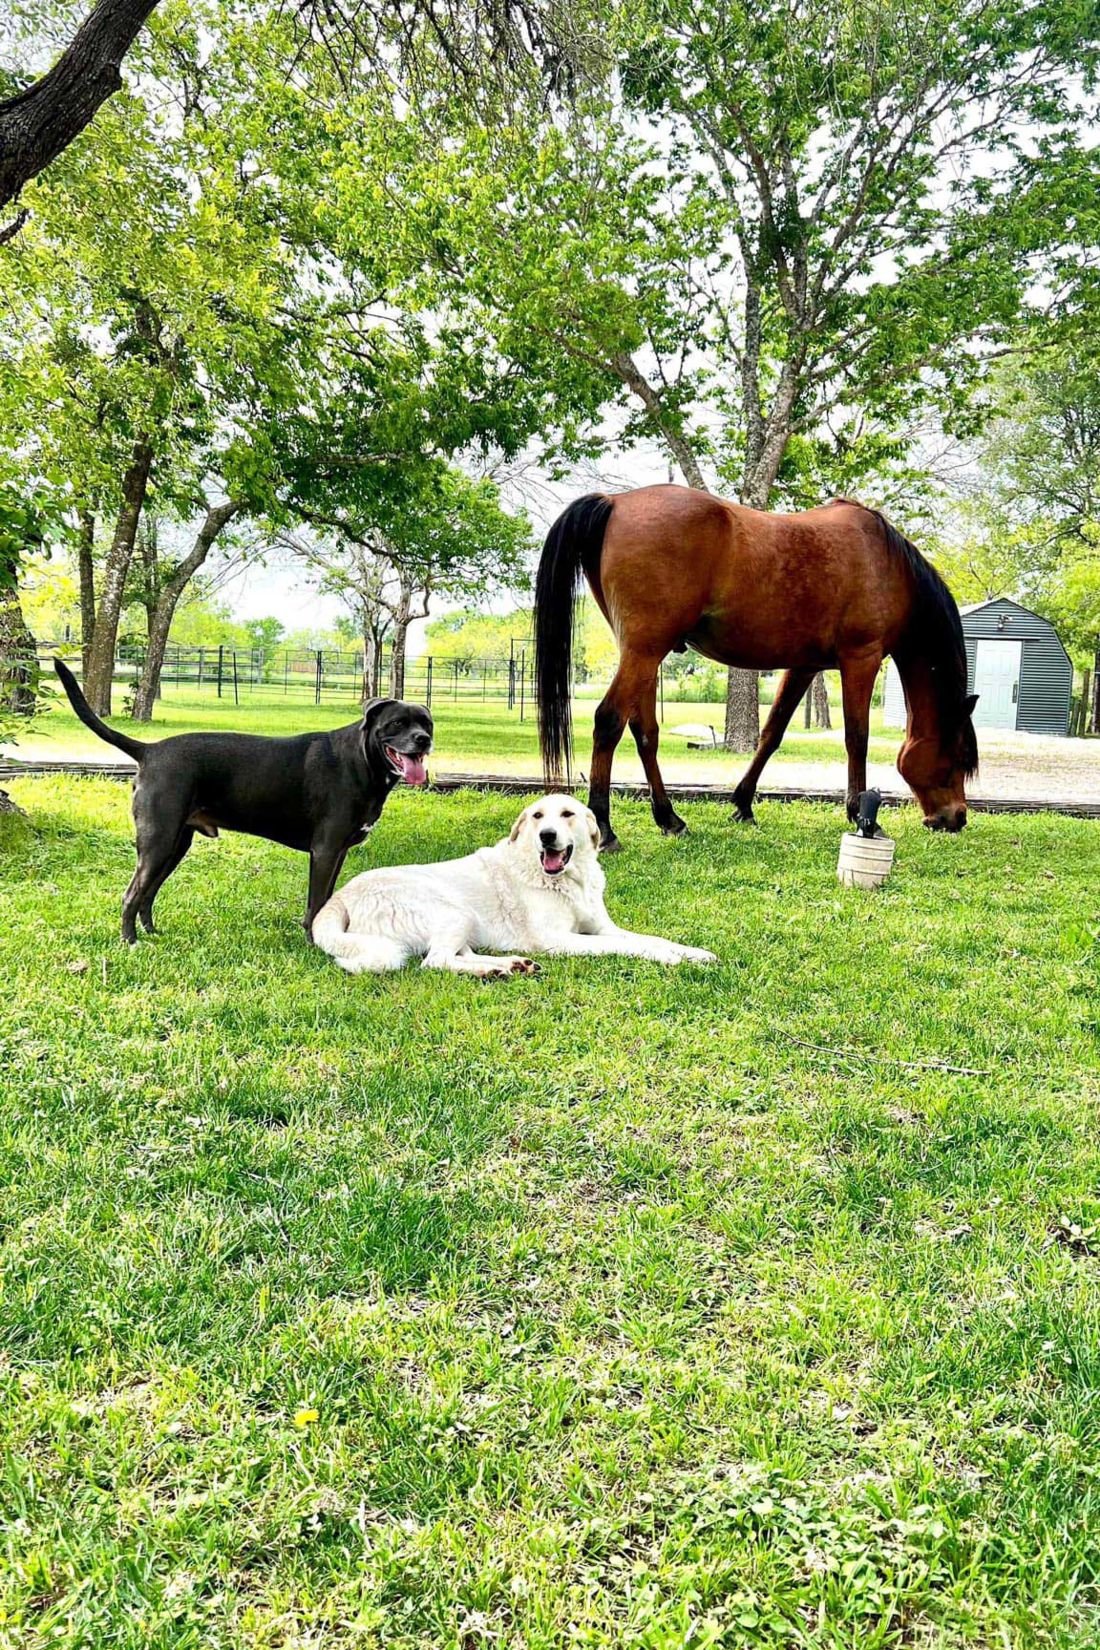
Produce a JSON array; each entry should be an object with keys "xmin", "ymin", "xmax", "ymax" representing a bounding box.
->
[
  {"xmin": 733, "ymin": 804, "xmax": 756, "ymax": 825},
  {"xmin": 660, "ymin": 817, "xmax": 688, "ymax": 837},
  {"xmin": 599, "ymin": 834, "xmax": 623, "ymax": 854}
]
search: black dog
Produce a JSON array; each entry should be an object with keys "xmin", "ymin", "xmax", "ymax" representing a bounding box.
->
[{"xmin": 54, "ymin": 659, "xmax": 434, "ymax": 944}]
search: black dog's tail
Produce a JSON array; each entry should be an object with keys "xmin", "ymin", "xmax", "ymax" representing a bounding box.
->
[
  {"xmin": 53, "ymin": 658, "xmax": 148, "ymax": 762},
  {"xmin": 535, "ymin": 493, "xmax": 614, "ymax": 783}
]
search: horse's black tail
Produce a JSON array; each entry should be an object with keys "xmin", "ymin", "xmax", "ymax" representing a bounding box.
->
[
  {"xmin": 534, "ymin": 493, "xmax": 614, "ymax": 784},
  {"xmin": 53, "ymin": 658, "xmax": 148, "ymax": 762}
]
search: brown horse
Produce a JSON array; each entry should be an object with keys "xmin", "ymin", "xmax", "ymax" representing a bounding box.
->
[{"xmin": 534, "ymin": 485, "xmax": 978, "ymax": 849}]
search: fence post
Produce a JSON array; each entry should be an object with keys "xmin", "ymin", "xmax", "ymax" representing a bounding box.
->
[
  {"xmin": 232, "ymin": 650, "xmax": 239, "ymax": 706},
  {"xmin": 284, "ymin": 651, "xmax": 289, "ymax": 694},
  {"xmin": 519, "ymin": 649, "xmax": 526, "ymax": 721},
  {"xmin": 315, "ymin": 649, "xmax": 323, "ymax": 705},
  {"xmin": 425, "ymin": 655, "xmax": 433, "ymax": 709},
  {"xmin": 198, "ymin": 647, "xmax": 205, "ymax": 690},
  {"xmin": 217, "ymin": 644, "xmax": 224, "ymax": 698}
]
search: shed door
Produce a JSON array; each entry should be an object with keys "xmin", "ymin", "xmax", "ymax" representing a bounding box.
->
[{"xmin": 973, "ymin": 639, "xmax": 1022, "ymax": 730}]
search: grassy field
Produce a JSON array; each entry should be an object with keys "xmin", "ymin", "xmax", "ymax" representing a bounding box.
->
[
  {"xmin": 7, "ymin": 680, "xmax": 902, "ymax": 779},
  {"xmin": 2, "ymin": 778, "xmax": 1099, "ymax": 1648}
]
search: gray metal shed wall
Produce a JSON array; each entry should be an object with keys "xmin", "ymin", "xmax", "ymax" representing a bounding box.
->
[{"xmin": 961, "ymin": 600, "xmax": 1072, "ymax": 735}]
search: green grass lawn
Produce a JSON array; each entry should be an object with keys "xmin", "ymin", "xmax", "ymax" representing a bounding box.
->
[
  {"xmin": 9, "ymin": 680, "xmax": 902, "ymax": 779},
  {"xmin": 2, "ymin": 779, "xmax": 1099, "ymax": 1647}
]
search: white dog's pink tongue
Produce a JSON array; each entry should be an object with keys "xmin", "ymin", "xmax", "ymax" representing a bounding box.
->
[
  {"xmin": 394, "ymin": 752, "xmax": 427, "ymax": 786},
  {"xmin": 542, "ymin": 848, "xmax": 566, "ymax": 874}
]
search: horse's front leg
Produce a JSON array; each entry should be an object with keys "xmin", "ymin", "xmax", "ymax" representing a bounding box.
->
[
  {"xmin": 731, "ymin": 667, "xmax": 816, "ymax": 823},
  {"xmin": 839, "ymin": 651, "xmax": 882, "ymax": 820}
]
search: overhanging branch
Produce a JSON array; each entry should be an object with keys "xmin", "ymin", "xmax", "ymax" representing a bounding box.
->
[{"xmin": 0, "ymin": 0, "xmax": 161, "ymax": 208}]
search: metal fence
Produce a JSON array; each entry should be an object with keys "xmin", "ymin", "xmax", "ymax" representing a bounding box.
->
[{"xmin": 11, "ymin": 640, "xmax": 552, "ymax": 716}]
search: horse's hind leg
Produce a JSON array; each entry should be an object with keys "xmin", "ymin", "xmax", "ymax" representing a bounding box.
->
[
  {"xmin": 629, "ymin": 670, "xmax": 686, "ymax": 837},
  {"xmin": 839, "ymin": 650, "xmax": 881, "ymax": 819},
  {"xmin": 731, "ymin": 667, "xmax": 816, "ymax": 823},
  {"xmin": 588, "ymin": 653, "xmax": 661, "ymax": 851}
]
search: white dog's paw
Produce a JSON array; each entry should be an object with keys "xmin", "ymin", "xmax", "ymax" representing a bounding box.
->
[
  {"xmin": 644, "ymin": 940, "xmax": 695, "ymax": 965},
  {"xmin": 672, "ymin": 944, "xmax": 718, "ymax": 964}
]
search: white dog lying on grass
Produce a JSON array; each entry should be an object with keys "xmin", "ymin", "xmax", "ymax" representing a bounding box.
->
[{"xmin": 311, "ymin": 793, "xmax": 717, "ymax": 978}]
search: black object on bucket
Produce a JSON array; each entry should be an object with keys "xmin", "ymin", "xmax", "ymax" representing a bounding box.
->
[{"xmin": 854, "ymin": 789, "xmax": 883, "ymax": 838}]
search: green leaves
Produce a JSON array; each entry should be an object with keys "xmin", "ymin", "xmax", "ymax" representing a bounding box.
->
[{"xmin": 351, "ymin": 0, "xmax": 1099, "ymax": 510}]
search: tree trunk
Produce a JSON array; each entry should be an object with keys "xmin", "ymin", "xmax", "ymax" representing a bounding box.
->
[
  {"xmin": 1091, "ymin": 647, "xmax": 1100, "ymax": 735},
  {"xmin": 1071, "ymin": 668, "xmax": 1089, "ymax": 736},
  {"xmin": 0, "ymin": 0, "xmax": 161, "ymax": 210},
  {"xmin": 390, "ymin": 614, "xmax": 410, "ymax": 698},
  {"xmin": 373, "ymin": 629, "xmax": 385, "ymax": 697},
  {"xmin": 129, "ymin": 597, "xmax": 172, "ymax": 722},
  {"xmin": 130, "ymin": 500, "xmax": 241, "ymax": 722},
  {"xmin": 724, "ymin": 665, "xmax": 759, "ymax": 752},
  {"xmin": 139, "ymin": 514, "xmax": 159, "ymax": 638},
  {"xmin": 0, "ymin": 580, "xmax": 38, "ymax": 716},
  {"xmin": 360, "ymin": 619, "xmax": 377, "ymax": 704},
  {"xmin": 811, "ymin": 671, "xmax": 831, "ymax": 729},
  {"xmin": 77, "ymin": 506, "xmax": 96, "ymax": 679},
  {"xmin": 84, "ymin": 440, "xmax": 153, "ymax": 715}
]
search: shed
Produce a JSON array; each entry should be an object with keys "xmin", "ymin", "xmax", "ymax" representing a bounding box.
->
[{"xmin": 881, "ymin": 597, "xmax": 1073, "ymax": 736}]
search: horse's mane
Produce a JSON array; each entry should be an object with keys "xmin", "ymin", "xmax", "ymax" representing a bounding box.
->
[{"xmin": 831, "ymin": 498, "xmax": 978, "ymax": 778}]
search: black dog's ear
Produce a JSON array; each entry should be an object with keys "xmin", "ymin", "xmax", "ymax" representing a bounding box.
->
[
  {"xmin": 965, "ymin": 693, "xmax": 979, "ymax": 714},
  {"xmin": 360, "ymin": 698, "xmax": 397, "ymax": 731}
]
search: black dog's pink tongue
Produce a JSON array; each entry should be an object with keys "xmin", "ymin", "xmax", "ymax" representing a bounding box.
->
[
  {"xmin": 542, "ymin": 848, "xmax": 566, "ymax": 873},
  {"xmin": 395, "ymin": 752, "xmax": 427, "ymax": 786}
]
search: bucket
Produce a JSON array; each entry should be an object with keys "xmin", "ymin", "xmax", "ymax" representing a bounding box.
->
[{"xmin": 837, "ymin": 832, "xmax": 895, "ymax": 890}]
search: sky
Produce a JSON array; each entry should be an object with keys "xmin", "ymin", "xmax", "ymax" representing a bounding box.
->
[{"xmin": 214, "ymin": 434, "xmax": 674, "ymax": 653}]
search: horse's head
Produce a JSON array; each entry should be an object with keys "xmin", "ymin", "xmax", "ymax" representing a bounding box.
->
[{"xmin": 897, "ymin": 693, "xmax": 978, "ymax": 831}]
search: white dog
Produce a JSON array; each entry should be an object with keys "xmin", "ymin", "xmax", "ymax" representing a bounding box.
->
[{"xmin": 311, "ymin": 793, "xmax": 717, "ymax": 977}]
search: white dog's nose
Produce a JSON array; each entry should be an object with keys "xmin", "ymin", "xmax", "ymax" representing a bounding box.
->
[{"xmin": 539, "ymin": 828, "xmax": 558, "ymax": 845}]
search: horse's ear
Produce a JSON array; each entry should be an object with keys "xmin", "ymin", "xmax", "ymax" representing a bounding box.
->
[
  {"xmin": 965, "ymin": 693, "xmax": 979, "ymax": 714},
  {"xmin": 509, "ymin": 808, "xmax": 528, "ymax": 843}
]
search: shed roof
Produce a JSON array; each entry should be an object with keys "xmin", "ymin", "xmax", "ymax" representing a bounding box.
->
[
  {"xmin": 958, "ymin": 596, "xmax": 1073, "ymax": 674},
  {"xmin": 960, "ymin": 596, "xmax": 1054, "ymax": 622}
]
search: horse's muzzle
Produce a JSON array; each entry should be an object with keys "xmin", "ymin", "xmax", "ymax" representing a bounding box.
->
[{"xmin": 924, "ymin": 807, "xmax": 967, "ymax": 832}]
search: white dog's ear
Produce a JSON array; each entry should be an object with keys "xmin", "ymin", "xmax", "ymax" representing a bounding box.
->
[
  {"xmin": 584, "ymin": 808, "xmax": 600, "ymax": 849},
  {"xmin": 509, "ymin": 808, "xmax": 528, "ymax": 843}
]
